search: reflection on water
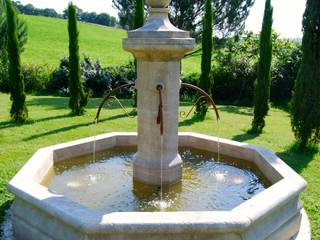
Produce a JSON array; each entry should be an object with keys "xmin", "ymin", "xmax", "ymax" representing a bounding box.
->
[{"xmin": 45, "ymin": 147, "xmax": 270, "ymax": 213}]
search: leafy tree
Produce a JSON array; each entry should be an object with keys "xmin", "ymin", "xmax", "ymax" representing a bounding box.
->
[
  {"xmin": 133, "ymin": 0, "xmax": 144, "ymax": 29},
  {"xmin": 196, "ymin": 0, "xmax": 213, "ymax": 119},
  {"xmin": 251, "ymin": 0, "xmax": 273, "ymax": 133},
  {"xmin": 113, "ymin": 0, "xmax": 255, "ymax": 37},
  {"xmin": 5, "ymin": 0, "xmax": 28, "ymax": 122},
  {"xmin": 113, "ymin": 0, "xmax": 134, "ymax": 30},
  {"xmin": 291, "ymin": 0, "xmax": 320, "ymax": 148},
  {"xmin": 67, "ymin": 3, "xmax": 88, "ymax": 115}
]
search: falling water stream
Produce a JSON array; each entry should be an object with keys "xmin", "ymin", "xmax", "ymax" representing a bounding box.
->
[{"xmin": 92, "ymin": 119, "xmax": 98, "ymax": 163}]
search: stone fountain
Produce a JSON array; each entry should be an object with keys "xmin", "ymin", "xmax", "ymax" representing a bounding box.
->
[
  {"xmin": 124, "ymin": 0, "xmax": 194, "ymax": 185},
  {"xmin": 7, "ymin": 0, "xmax": 310, "ymax": 239}
]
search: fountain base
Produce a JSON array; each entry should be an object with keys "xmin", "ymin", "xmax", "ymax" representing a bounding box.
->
[
  {"xmin": 133, "ymin": 154, "xmax": 182, "ymax": 185},
  {"xmin": 7, "ymin": 133, "xmax": 310, "ymax": 240}
]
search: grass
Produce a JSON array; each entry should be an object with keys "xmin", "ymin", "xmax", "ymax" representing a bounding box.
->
[
  {"xmin": 0, "ymin": 94, "xmax": 319, "ymax": 239},
  {"xmin": 20, "ymin": 15, "xmax": 200, "ymax": 74}
]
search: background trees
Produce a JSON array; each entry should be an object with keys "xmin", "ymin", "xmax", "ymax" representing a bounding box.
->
[
  {"xmin": 251, "ymin": 0, "xmax": 273, "ymax": 133},
  {"xmin": 12, "ymin": 1, "xmax": 117, "ymax": 27},
  {"xmin": 291, "ymin": 0, "xmax": 320, "ymax": 148},
  {"xmin": 196, "ymin": 0, "xmax": 213, "ymax": 119},
  {"xmin": 113, "ymin": 0, "xmax": 255, "ymax": 37},
  {"xmin": 67, "ymin": 3, "xmax": 88, "ymax": 115},
  {"xmin": 133, "ymin": 0, "xmax": 144, "ymax": 29},
  {"xmin": 5, "ymin": 0, "xmax": 28, "ymax": 122}
]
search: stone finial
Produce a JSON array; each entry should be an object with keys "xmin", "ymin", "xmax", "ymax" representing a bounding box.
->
[{"xmin": 146, "ymin": 0, "xmax": 170, "ymax": 8}]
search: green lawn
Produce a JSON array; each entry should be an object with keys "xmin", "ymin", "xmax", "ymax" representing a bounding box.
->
[
  {"xmin": 20, "ymin": 15, "xmax": 200, "ymax": 74},
  {"xmin": 0, "ymin": 93, "xmax": 319, "ymax": 239}
]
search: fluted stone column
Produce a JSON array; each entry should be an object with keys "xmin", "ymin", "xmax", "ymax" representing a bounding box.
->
[{"xmin": 123, "ymin": 0, "xmax": 194, "ymax": 185}]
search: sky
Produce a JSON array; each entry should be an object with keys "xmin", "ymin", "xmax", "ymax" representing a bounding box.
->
[{"xmin": 18, "ymin": 0, "xmax": 306, "ymax": 38}]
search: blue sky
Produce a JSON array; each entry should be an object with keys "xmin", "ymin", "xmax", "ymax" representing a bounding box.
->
[{"xmin": 18, "ymin": 0, "xmax": 306, "ymax": 38}]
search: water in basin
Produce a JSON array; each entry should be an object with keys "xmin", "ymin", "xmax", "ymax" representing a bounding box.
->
[{"xmin": 44, "ymin": 147, "xmax": 270, "ymax": 213}]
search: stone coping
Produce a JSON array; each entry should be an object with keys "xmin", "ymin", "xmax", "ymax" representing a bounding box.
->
[{"xmin": 7, "ymin": 133, "xmax": 309, "ymax": 239}]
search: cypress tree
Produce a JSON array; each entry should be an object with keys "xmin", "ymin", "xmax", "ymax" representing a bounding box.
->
[
  {"xmin": 5, "ymin": 0, "xmax": 28, "ymax": 122},
  {"xmin": 196, "ymin": 0, "xmax": 213, "ymax": 119},
  {"xmin": 68, "ymin": 3, "xmax": 88, "ymax": 115},
  {"xmin": 133, "ymin": 0, "xmax": 144, "ymax": 29},
  {"xmin": 291, "ymin": 0, "xmax": 320, "ymax": 148},
  {"xmin": 251, "ymin": 0, "xmax": 273, "ymax": 133},
  {"xmin": 132, "ymin": 0, "xmax": 144, "ymax": 108}
]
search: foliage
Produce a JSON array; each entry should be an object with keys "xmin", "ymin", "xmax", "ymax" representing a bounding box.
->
[
  {"xmin": 0, "ymin": 0, "xmax": 28, "ymax": 95},
  {"xmin": 22, "ymin": 64, "xmax": 51, "ymax": 94},
  {"xmin": 5, "ymin": 0, "xmax": 28, "ymax": 122},
  {"xmin": 12, "ymin": 1, "xmax": 117, "ymax": 27},
  {"xmin": 46, "ymin": 57, "xmax": 69, "ymax": 95},
  {"xmin": 82, "ymin": 56, "xmax": 114, "ymax": 97},
  {"xmin": 47, "ymin": 56, "xmax": 136, "ymax": 98},
  {"xmin": 212, "ymin": 46, "xmax": 257, "ymax": 106},
  {"xmin": 67, "ymin": 3, "xmax": 88, "ymax": 115},
  {"xmin": 113, "ymin": 0, "xmax": 255, "ymax": 37},
  {"xmin": 133, "ymin": 0, "xmax": 144, "ymax": 29},
  {"xmin": 291, "ymin": 0, "xmax": 320, "ymax": 148},
  {"xmin": 0, "ymin": 0, "xmax": 28, "ymax": 54},
  {"xmin": 251, "ymin": 0, "xmax": 273, "ymax": 133},
  {"xmin": 196, "ymin": 0, "xmax": 213, "ymax": 119},
  {"xmin": 112, "ymin": 0, "xmax": 134, "ymax": 30},
  {"xmin": 271, "ymin": 40, "xmax": 301, "ymax": 104},
  {"xmin": 1, "ymin": 63, "xmax": 51, "ymax": 94}
]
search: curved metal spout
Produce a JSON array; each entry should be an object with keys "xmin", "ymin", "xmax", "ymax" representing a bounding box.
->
[
  {"xmin": 156, "ymin": 84, "xmax": 164, "ymax": 136},
  {"xmin": 181, "ymin": 83, "xmax": 220, "ymax": 121},
  {"xmin": 95, "ymin": 83, "xmax": 136, "ymax": 121}
]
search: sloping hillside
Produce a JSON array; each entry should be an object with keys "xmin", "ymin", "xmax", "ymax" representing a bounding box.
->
[{"xmin": 21, "ymin": 15, "xmax": 200, "ymax": 74}]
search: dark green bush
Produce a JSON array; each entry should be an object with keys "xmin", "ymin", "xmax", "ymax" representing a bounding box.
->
[
  {"xmin": 270, "ymin": 41, "xmax": 301, "ymax": 104},
  {"xmin": 23, "ymin": 64, "xmax": 51, "ymax": 94},
  {"xmin": 181, "ymin": 72, "xmax": 201, "ymax": 101},
  {"xmin": 46, "ymin": 56, "xmax": 136, "ymax": 97},
  {"xmin": 212, "ymin": 49, "xmax": 256, "ymax": 106},
  {"xmin": 46, "ymin": 57, "xmax": 69, "ymax": 95}
]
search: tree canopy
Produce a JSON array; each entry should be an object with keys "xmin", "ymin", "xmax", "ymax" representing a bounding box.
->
[{"xmin": 113, "ymin": 0, "xmax": 255, "ymax": 37}]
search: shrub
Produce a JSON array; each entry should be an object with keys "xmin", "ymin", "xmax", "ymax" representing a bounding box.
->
[
  {"xmin": 82, "ymin": 55, "xmax": 113, "ymax": 97},
  {"xmin": 270, "ymin": 41, "xmax": 301, "ymax": 104},
  {"xmin": 23, "ymin": 64, "xmax": 51, "ymax": 94},
  {"xmin": 212, "ymin": 48, "xmax": 257, "ymax": 106},
  {"xmin": 47, "ymin": 56, "xmax": 136, "ymax": 98},
  {"xmin": 46, "ymin": 57, "xmax": 69, "ymax": 95}
]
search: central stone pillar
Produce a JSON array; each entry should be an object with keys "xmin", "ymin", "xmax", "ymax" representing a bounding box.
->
[{"xmin": 123, "ymin": 0, "xmax": 194, "ymax": 185}]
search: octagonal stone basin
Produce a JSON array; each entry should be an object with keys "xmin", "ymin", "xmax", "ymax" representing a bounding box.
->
[{"xmin": 8, "ymin": 133, "xmax": 310, "ymax": 240}]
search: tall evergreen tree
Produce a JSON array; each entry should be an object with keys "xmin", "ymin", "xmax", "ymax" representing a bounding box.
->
[
  {"xmin": 291, "ymin": 0, "xmax": 320, "ymax": 148},
  {"xmin": 5, "ymin": 0, "xmax": 27, "ymax": 122},
  {"xmin": 251, "ymin": 0, "xmax": 273, "ymax": 133},
  {"xmin": 196, "ymin": 0, "xmax": 213, "ymax": 119},
  {"xmin": 133, "ymin": 0, "xmax": 144, "ymax": 29},
  {"xmin": 67, "ymin": 3, "xmax": 88, "ymax": 115}
]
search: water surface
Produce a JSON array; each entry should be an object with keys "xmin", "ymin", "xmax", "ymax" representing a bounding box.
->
[{"xmin": 45, "ymin": 147, "xmax": 270, "ymax": 213}]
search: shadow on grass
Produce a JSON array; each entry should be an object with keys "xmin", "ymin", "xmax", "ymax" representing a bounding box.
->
[
  {"xmin": 179, "ymin": 114, "xmax": 205, "ymax": 127},
  {"xmin": 0, "ymin": 200, "xmax": 13, "ymax": 228},
  {"xmin": 276, "ymin": 146, "xmax": 318, "ymax": 174},
  {"xmin": 218, "ymin": 105, "xmax": 253, "ymax": 116},
  {"xmin": 23, "ymin": 114, "xmax": 129, "ymax": 141},
  {"xmin": 27, "ymin": 97, "xmax": 135, "ymax": 110},
  {"xmin": 232, "ymin": 132, "xmax": 260, "ymax": 142},
  {"xmin": 0, "ymin": 114, "xmax": 71, "ymax": 130},
  {"xmin": 27, "ymin": 97, "xmax": 68, "ymax": 109}
]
